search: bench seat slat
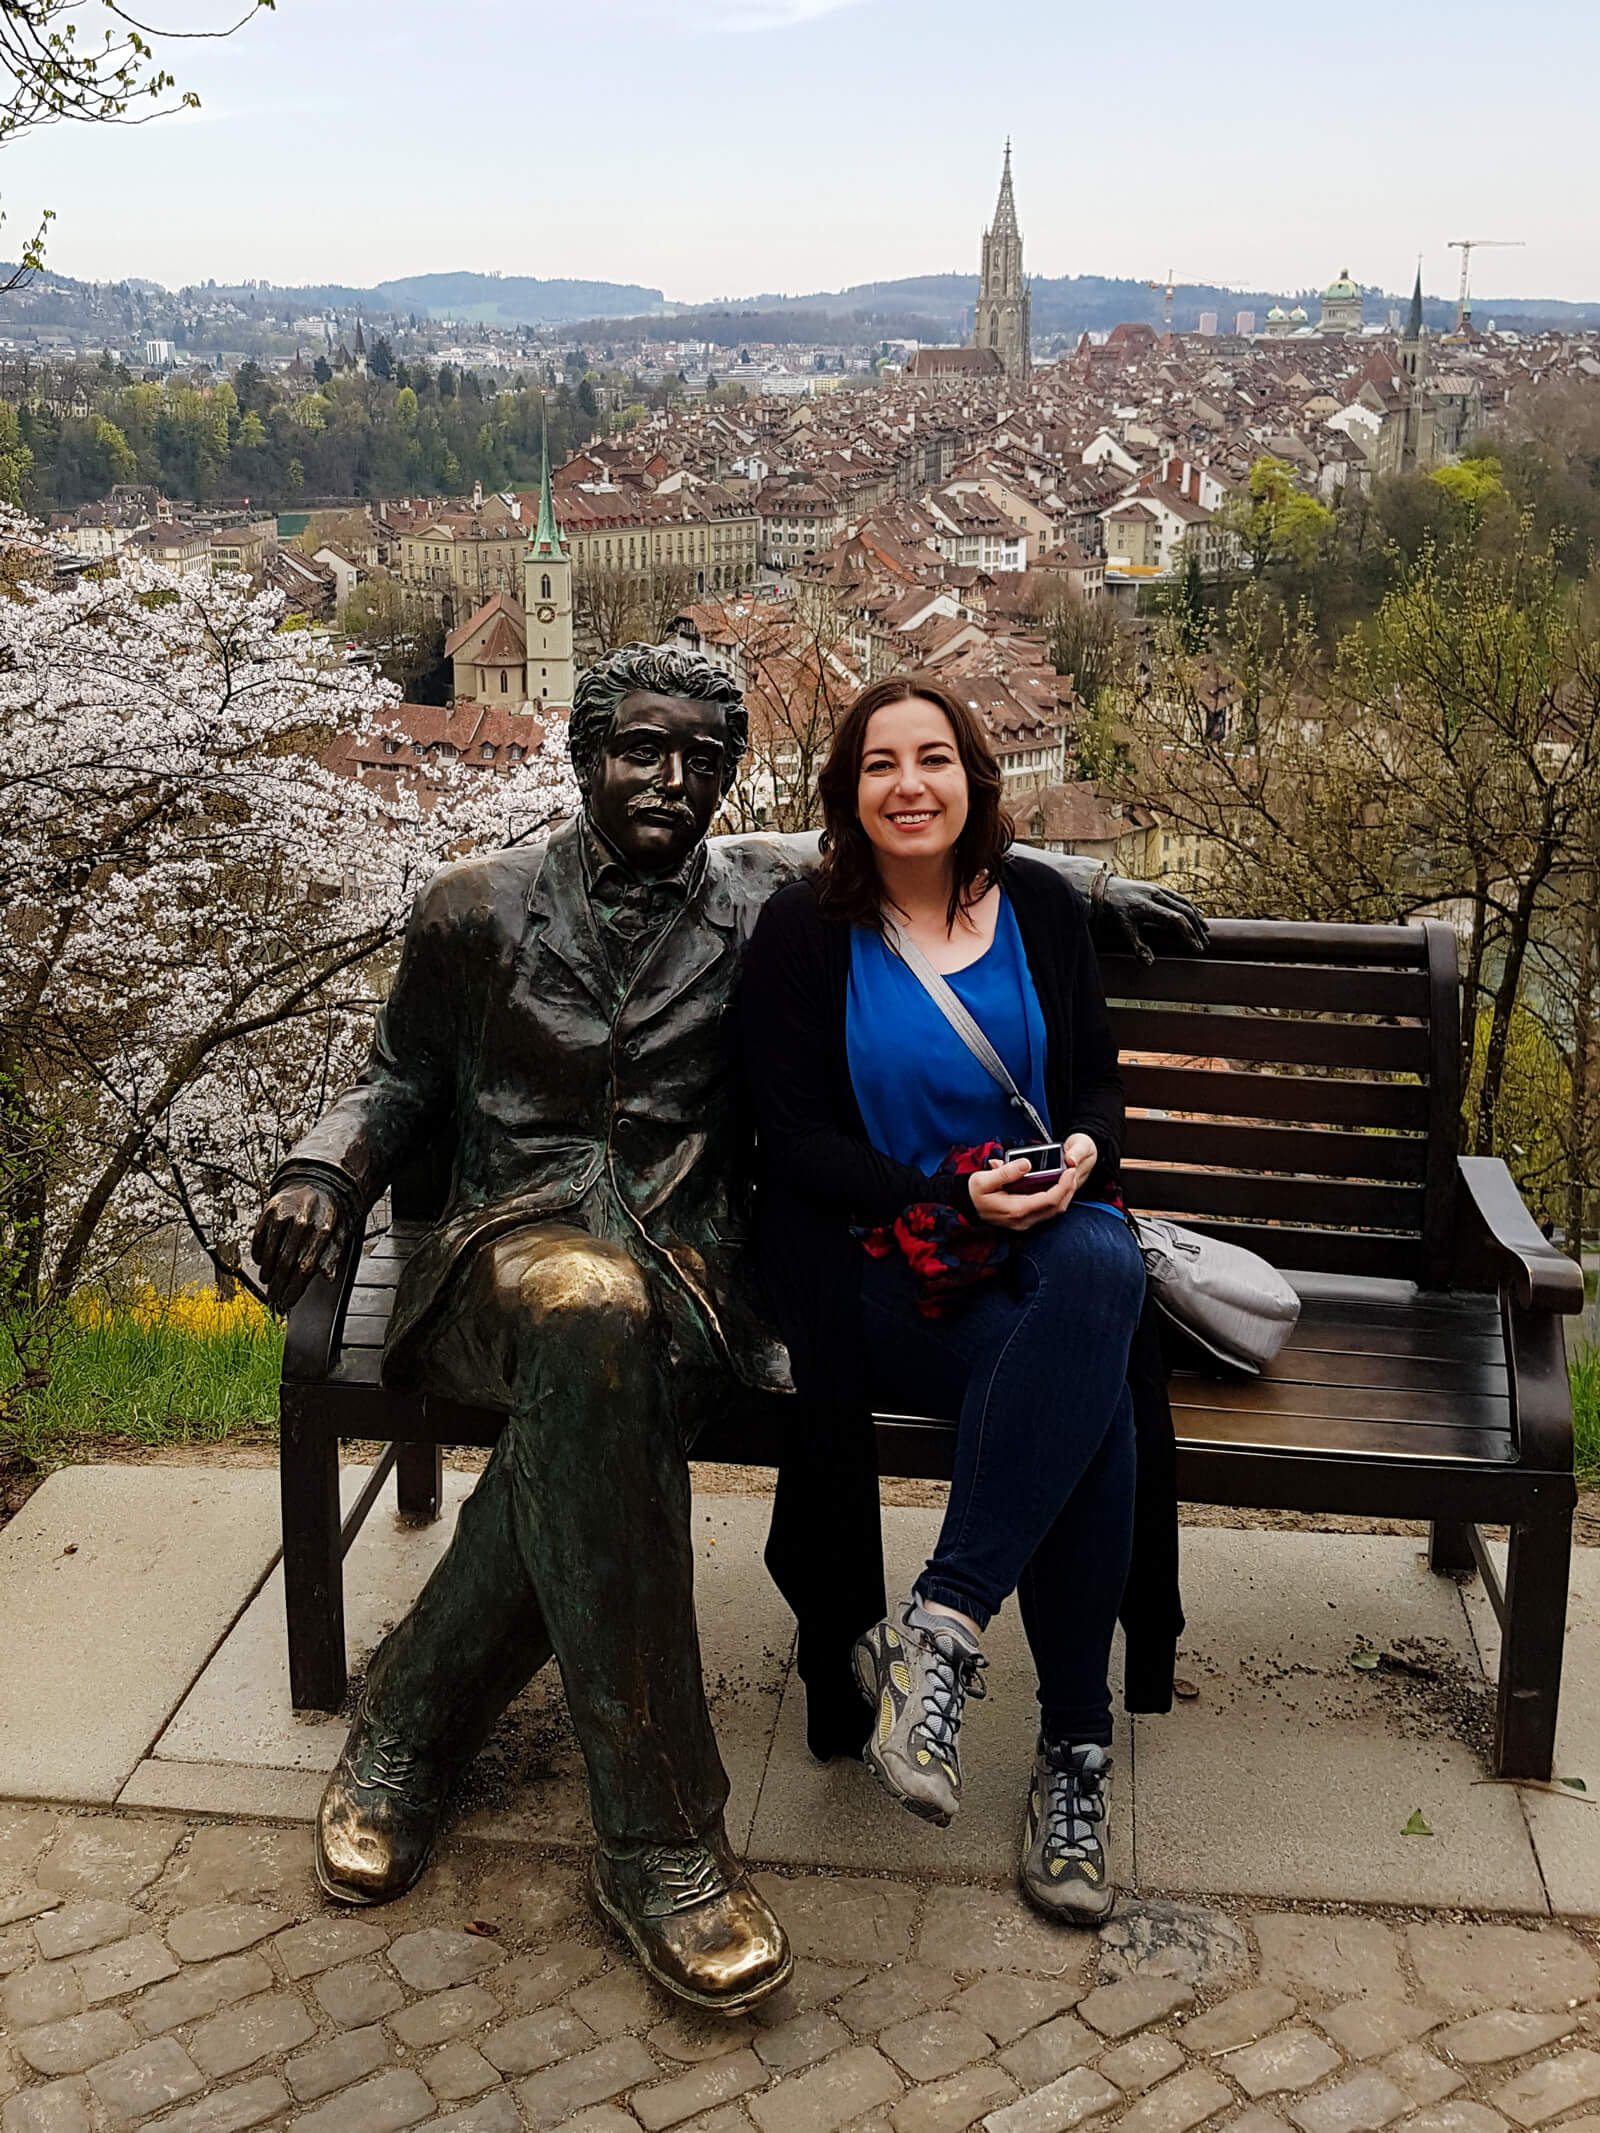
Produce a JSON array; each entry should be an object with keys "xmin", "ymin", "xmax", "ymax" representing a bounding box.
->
[
  {"xmin": 1170, "ymin": 1407, "xmax": 1514, "ymax": 1464},
  {"xmin": 1261, "ymin": 1350, "xmax": 1506, "ymax": 1395},
  {"xmin": 1104, "ymin": 957, "xmax": 1431, "ymax": 1016},
  {"xmin": 1286, "ymin": 1324, "xmax": 1503, "ymax": 1363},
  {"xmin": 1292, "ymin": 1289, "xmax": 1498, "ymax": 1326},
  {"xmin": 1171, "ymin": 1375, "xmax": 1507, "ymax": 1428},
  {"xmin": 1115, "ymin": 1007, "xmax": 1430, "ymax": 1074},
  {"xmin": 330, "ymin": 1349, "xmax": 385, "ymax": 1386},
  {"xmin": 1123, "ymin": 1065, "xmax": 1430, "ymax": 1131},
  {"xmin": 340, "ymin": 1311, "xmax": 391, "ymax": 1346}
]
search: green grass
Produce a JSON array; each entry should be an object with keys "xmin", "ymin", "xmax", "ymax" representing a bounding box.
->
[
  {"xmin": 1570, "ymin": 1345, "xmax": 1600, "ymax": 1488},
  {"xmin": 1, "ymin": 1306, "xmax": 283, "ymax": 1464}
]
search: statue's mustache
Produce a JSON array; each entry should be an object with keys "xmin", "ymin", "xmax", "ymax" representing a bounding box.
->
[{"xmin": 627, "ymin": 793, "xmax": 695, "ymax": 822}]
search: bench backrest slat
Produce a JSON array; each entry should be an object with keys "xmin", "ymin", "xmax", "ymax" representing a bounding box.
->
[
  {"xmin": 1102, "ymin": 957, "xmax": 1431, "ymax": 1018},
  {"xmin": 1128, "ymin": 1116, "xmax": 1428, "ymax": 1183}
]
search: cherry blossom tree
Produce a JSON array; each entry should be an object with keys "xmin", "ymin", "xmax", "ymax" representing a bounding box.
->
[{"xmin": 0, "ymin": 513, "xmax": 578, "ymax": 1353}]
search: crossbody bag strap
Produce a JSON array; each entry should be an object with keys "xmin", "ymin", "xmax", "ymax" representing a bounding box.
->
[{"xmin": 882, "ymin": 915, "xmax": 1052, "ymax": 1144}]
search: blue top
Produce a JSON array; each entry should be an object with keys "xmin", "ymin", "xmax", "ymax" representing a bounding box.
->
[{"xmin": 846, "ymin": 892, "xmax": 1051, "ymax": 1176}]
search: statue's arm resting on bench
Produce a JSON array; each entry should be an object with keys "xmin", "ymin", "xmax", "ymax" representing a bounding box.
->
[
  {"xmin": 733, "ymin": 832, "xmax": 1208, "ymax": 962},
  {"xmin": 254, "ymin": 876, "xmax": 459, "ymax": 1313}
]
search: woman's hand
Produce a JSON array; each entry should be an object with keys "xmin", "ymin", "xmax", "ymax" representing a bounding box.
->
[{"xmin": 967, "ymin": 1134, "xmax": 1099, "ymax": 1232}]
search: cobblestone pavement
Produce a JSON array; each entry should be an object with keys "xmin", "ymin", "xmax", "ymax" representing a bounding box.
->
[{"xmin": 4, "ymin": 1806, "xmax": 1600, "ymax": 2133}]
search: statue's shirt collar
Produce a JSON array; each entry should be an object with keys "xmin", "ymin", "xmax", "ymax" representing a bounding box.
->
[{"xmin": 579, "ymin": 816, "xmax": 706, "ymax": 971}]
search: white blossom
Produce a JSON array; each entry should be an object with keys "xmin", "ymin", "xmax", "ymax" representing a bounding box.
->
[{"xmin": 0, "ymin": 512, "xmax": 578, "ymax": 1300}]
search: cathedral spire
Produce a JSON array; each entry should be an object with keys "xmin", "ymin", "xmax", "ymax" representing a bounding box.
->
[
  {"xmin": 1405, "ymin": 263, "xmax": 1424, "ymax": 342},
  {"xmin": 991, "ymin": 139, "xmax": 1019, "ymax": 241},
  {"xmin": 972, "ymin": 138, "xmax": 1030, "ymax": 380}
]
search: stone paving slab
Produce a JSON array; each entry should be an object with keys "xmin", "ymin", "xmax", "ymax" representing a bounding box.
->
[
  {"xmin": 746, "ymin": 1507, "xmax": 1134, "ymax": 1882},
  {"xmin": 1461, "ymin": 1544, "xmax": 1600, "ymax": 1919},
  {"xmin": 0, "ymin": 1471, "xmax": 283, "ymax": 1804},
  {"xmin": 154, "ymin": 1471, "xmax": 474, "ymax": 1777},
  {"xmin": 1133, "ymin": 1531, "xmax": 1545, "ymax": 1910}
]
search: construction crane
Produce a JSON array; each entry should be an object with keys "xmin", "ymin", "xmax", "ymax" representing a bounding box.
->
[
  {"xmin": 1447, "ymin": 239, "xmax": 1524, "ymax": 334},
  {"xmin": 1148, "ymin": 269, "xmax": 1234, "ymax": 339},
  {"xmin": 1148, "ymin": 270, "xmax": 1177, "ymax": 338}
]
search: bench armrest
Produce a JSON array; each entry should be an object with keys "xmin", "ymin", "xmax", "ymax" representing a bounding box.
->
[
  {"xmin": 1455, "ymin": 1157, "xmax": 1584, "ymax": 1315},
  {"xmin": 283, "ymin": 1221, "xmax": 365, "ymax": 1382}
]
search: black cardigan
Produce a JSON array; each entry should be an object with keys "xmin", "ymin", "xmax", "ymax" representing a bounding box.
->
[{"xmin": 741, "ymin": 854, "xmax": 1184, "ymax": 1723}]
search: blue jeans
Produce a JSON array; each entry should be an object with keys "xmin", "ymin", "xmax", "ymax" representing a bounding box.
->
[{"xmin": 861, "ymin": 1201, "xmax": 1146, "ymax": 1746}]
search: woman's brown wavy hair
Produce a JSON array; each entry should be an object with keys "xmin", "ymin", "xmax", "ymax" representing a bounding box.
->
[{"xmin": 815, "ymin": 674, "xmax": 1013, "ymax": 931}]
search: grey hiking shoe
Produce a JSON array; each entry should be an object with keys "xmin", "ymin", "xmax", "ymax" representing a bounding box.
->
[
  {"xmin": 853, "ymin": 1602, "xmax": 988, "ymax": 1827},
  {"xmin": 1020, "ymin": 1739, "xmax": 1115, "ymax": 1923}
]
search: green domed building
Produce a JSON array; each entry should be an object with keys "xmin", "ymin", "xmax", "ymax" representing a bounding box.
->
[{"xmin": 1318, "ymin": 270, "xmax": 1364, "ymax": 333}]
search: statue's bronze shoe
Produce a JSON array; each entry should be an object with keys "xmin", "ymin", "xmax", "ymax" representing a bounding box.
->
[
  {"xmin": 589, "ymin": 1835, "xmax": 791, "ymax": 2012},
  {"xmin": 314, "ymin": 1704, "xmax": 451, "ymax": 1906}
]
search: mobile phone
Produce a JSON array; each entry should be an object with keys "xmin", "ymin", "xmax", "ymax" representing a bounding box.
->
[{"xmin": 1002, "ymin": 1141, "xmax": 1065, "ymax": 1194}]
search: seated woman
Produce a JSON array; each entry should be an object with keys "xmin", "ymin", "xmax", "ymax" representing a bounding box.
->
[{"xmin": 742, "ymin": 675, "xmax": 1147, "ymax": 1924}]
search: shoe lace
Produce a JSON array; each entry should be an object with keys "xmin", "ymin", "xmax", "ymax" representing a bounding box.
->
[
  {"xmin": 912, "ymin": 1626, "xmax": 988, "ymax": 1760},
  {"xmin": 628, "ymin": 1843, "xmax": 734, "ymax": 1916},
  {"xmin": 357, "ymin": 1735, "xmax": 427, "ymax": 1797},
  {"xmin": 348, "ymin": 1704, "xmax": 438, "ymax": 1802},
  {"xmin": 1041, "ymin": 1742, "xmax": 1109, "ymax": 1864}
]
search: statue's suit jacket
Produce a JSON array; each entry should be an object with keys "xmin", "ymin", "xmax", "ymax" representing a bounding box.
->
[{"xmin": 285, "ymin": 816, "xmax": 808, "ymax": 1392}]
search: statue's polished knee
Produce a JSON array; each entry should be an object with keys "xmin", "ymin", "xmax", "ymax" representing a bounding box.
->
[{"xmin": 483, "ymin": 1231, "xmax": 652, "ymax": 1342}]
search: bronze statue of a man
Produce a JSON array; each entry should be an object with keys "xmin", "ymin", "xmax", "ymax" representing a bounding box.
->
[
  {"xmin": 254, "ymin": 642, "xmax": 1205, "ymax": 2015},
  {"xmin": 256, "ymin": 644, "xmax": 806, "ymax": 2011}
]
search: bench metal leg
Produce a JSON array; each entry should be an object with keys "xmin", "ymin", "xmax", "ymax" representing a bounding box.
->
[
  {"xmin": 396, "ymin": 1440, "xmax": 444, "ymax": 1521},
  {"xmin": 281, "ymin": 1404, "xmax": 347, "ymax": 1712},
  {"xmin": 1428, "ymin": 1520, "xmax": 1477, "ymax": 1575},
  {"xmin": 1493, "ymin": 1511, "xmax": 1571, "ymax": 1781}
]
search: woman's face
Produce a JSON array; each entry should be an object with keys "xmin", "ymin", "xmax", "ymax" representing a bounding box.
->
[{"xmin": 856, "ymin": 696, "xmax": 970, "ymax": 868}]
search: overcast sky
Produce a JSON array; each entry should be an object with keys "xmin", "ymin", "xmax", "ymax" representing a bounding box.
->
[{"xmin": 5, "ymin": 0, "xmax": 1597, "ymax": 306}]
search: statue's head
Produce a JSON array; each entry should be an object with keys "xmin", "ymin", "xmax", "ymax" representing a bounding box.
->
[{"xmin": 570, "ymin": 642, "xmax": 749, "ymax": 877}]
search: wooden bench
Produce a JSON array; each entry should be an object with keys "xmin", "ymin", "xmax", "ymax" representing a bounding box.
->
[{"xmin": 280, "ymin": 916, "xmax": 1583, "ymax": 1779}]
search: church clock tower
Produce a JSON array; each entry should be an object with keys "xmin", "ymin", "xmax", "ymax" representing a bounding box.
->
[
  {"xmin": 972, "ymin": 142, "xmax": 1031, "ymax": 381},
  {"xmin": 523, "ymin": 414, "xmax": 574, "ymax": 709}
]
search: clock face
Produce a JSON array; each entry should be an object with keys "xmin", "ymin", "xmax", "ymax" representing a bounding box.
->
[{"xmin": 536, "ymin": 603, "xmax": 556, "ymax": 624}]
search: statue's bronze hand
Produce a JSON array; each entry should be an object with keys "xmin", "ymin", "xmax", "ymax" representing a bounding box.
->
[
  {"xmin": 1100, "ymin": 876, "xmax": 1209, "ymax": 963},
  {"xmin": 252, "ymin": 1182, "xmax": 347, "ymax": 1314}
]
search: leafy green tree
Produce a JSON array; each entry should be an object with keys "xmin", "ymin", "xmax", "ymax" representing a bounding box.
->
[
  {"xmin": 368, "ymin": 336, "xmax": 394, "ymax": 381},
  {"xmin": 0, "ymin": 403, "xmax": 33, "ymax": 506},
  {"xmin": 1163, "ymin": 552, "xmax": 1208, "ymax": 652},
  {"xmin": 437, "ymin": 364, "xmax": 455, "ymax": 402},
  {"xmin": 51, "ymin": 413, "xmax": 133, "ymax": 504},
  {"xmin": 1222, "ymin": 455, "xmax": 1334, "ymax": 579},
  {"xmin": 313, "ymin": 354, "xmax": 332, "ymax": 387}
]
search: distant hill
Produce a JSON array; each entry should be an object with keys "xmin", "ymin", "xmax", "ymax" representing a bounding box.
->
[
  {"xmin": 733, "ymin": 273, "xmax": 1600, "ymax": 340},
  {"xmin": 209, "ymin": 272, "xmax": 666, "ymax": 326},
  {"xmin": 2, "ymin": 260, "xmax": 1595, "ymax": 342}
]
